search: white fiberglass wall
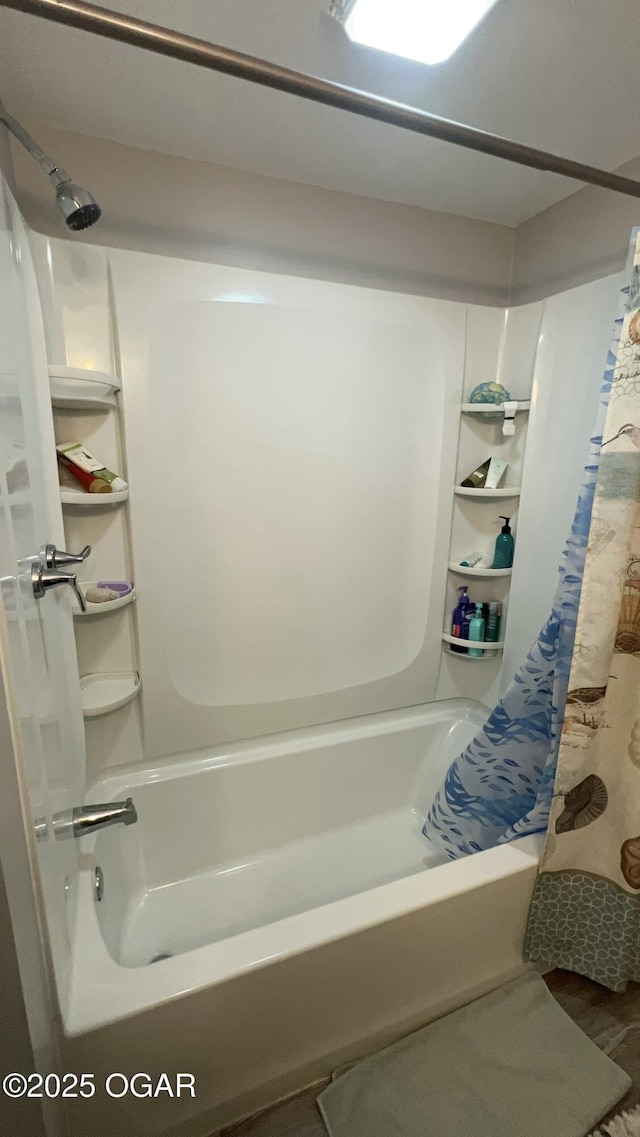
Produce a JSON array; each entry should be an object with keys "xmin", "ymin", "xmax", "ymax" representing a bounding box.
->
[
  {"xmin": 29, "ymin": 234, "xmax": 623, "ymax": 771},
  {"xmin": 112, "ymin": 254, "xmax": 465, "ymax": 756}
]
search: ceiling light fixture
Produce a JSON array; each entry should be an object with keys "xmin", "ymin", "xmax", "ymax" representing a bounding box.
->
[{"xmin": 329, "ymin": 0, "xmax": 499, "ymax": 66}]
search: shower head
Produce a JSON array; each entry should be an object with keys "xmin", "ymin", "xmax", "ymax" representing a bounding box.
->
[
  {"xmin": 53, "ymin": 176, "xmax": 101, "ymax": 231},
  {"xmin": 0, "ymin": 97, "xmax": 101, "ymax": 231}
]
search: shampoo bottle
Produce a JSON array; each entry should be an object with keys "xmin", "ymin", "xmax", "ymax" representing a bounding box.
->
[
  {"xmin": 492, "ymin": 516, "xmax": 514, "ymax": 569},
  {"xmin": 468, "ymin": 602, "xmax": 486, "ymax": 658},
  {"xmin": 451, "ymin": 586, "xmax": 472, "ymax": 653}
]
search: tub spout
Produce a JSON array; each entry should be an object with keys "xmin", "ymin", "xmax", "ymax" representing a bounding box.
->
[{"xmin": 71, "ymin": 798, "xmax": 138, "ymax": 838}]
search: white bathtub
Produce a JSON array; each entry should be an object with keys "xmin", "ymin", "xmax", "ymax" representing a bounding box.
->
[{"xmin": 64, "ymin": 700, "xmax": 542, "ymax": 1136}]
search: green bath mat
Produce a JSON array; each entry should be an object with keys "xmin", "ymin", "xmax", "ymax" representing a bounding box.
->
[{"xmin": 317, "ymin": 973, "xmax": 631, "ymax": 1137}]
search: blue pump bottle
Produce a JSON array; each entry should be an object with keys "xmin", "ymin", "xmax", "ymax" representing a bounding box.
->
[{"xmin": 492, "ymin": 516, "xmax": 514, "ymax": 569}]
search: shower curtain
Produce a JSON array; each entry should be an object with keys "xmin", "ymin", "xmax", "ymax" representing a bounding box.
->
[
  {"xmin": 422, "ymin": 294, "xmax": 624, "ymax": 858},
  {"xmin": 423, "ymin": 231, "xmax": 638, "ymax": 861},
  {"xmin": 424, "ymin": 229, "xmax": 640, "ymax": 989},
  {"xmin": 525, "ymin": 236, "xmax": 640, "ymax": 990}
]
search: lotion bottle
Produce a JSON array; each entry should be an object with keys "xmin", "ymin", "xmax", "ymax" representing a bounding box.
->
[{"xmin": 492, "ymin": 516, "xmax": 514, "ymax": 569}]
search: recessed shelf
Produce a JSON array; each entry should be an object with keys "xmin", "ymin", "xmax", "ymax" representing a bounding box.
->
[
  {"xmin": 460, "ymin": 401, "xmax": 530, "ymax": 414},
  {"xmin": 448, "ymin": 562, "xmax": 512, "ymax": 578},
  {"xmin": 454, "ymin": 486, "xmax": 521, "ymax": 498},
  {"xmin": 73, "ymin": 584, "xmax": 136, "ymax": 618},
  {"xmin": 49, "ymin": 365, "xmax": 121, "ymax": 409},
  {"xmin": 80, "ymin": 672, "xmax": 140, "ymax": 717},
  {"xmin": 60, "ymin": 486, "xmax": 129, "ymax": 506},
  {"xmin": 442, "ymin": 632, "xmax": 505, "ymax": 649},
  {"xmin": 442, "ymin": 632, "xmax": 504, "ymax": 655}
]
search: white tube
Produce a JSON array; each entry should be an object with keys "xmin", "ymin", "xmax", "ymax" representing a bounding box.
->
[{"xmin": 485, "ymin": 456, "xmax": 508, "ymax": 490}]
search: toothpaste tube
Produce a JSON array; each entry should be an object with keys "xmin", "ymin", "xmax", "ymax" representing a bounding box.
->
[{"xmin": 56, "ymin": 442, "xmax": 128, "ymax": 494}]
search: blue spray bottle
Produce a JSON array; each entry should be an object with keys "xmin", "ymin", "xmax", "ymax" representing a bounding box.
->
[{"xmin": 451, "ymin": 586, "xmax": 472, "ymax": 653}]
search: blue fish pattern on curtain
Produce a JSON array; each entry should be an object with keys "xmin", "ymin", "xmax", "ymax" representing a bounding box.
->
[{"xmin": 422, "ymin": 287, "xmax": 629, "ymax": 860}]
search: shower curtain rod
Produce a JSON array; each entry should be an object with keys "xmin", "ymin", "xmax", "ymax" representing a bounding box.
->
[{"xmin": 3, "ymin": 0, "xmax": 640, "ymax": 202}]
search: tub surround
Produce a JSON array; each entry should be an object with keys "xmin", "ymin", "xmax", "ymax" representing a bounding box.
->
[{"xmin": 30, "ymin": 235, "xmax": 623, "ymax": 780}]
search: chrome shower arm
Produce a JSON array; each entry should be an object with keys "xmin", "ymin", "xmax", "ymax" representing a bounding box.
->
[
  {"xmin": 0, "ymin": 98, "xmax": 70, "ymax": 184},
  {"xmin": 0, "ymin": 96, "xmax": 100, "ymax": 228}
]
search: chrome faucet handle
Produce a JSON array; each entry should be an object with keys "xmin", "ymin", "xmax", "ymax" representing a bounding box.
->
[
  {"xmin": 42, "ymin": 542, "xmax": 91, "ymax": 570},
  {"xmin": 31, "ymin": 561, "xmax": 86, "ymax": 613}
]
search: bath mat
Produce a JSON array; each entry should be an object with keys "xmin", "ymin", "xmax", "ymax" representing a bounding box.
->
[
  {"xmin": 317, "ymin": 973, "xmax": 631, "ymax": 1137},
  {"xmin": 590, "ymin": 1106, "xmax": 640, "ymax": 1137}
]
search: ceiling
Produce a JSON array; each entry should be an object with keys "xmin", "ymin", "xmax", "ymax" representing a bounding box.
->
[{"xmin": 1, "ymin": 0, "xmax": 640, "ymax": 226}]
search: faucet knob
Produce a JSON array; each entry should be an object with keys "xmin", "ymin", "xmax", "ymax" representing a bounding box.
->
[
  {"xmin": 42, "ymin": 542, "xmax": 91, "ymax": 569},
  {"xmin": 31, "ymin": 560, "xmax": 87, "ymax": 612}
]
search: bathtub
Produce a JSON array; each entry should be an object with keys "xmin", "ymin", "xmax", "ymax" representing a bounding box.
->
[{"xmin": 64, "ymin": 700, "xmax": 542, "ymax": 1136}]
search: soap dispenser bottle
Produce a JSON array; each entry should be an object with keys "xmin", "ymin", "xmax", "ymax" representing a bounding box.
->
[{"xmin": 492, "ymin": 516, "xmax": 514, "ymax": 569}]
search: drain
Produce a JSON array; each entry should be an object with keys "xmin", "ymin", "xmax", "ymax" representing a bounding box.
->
[{"xmin": 149, "ymin": 952, "xmax": 173, "ymax": 964}]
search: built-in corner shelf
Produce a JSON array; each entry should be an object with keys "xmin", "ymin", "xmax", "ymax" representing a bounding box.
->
[
  {"xmin": 441, "ymin": 633, "xmax": 504, "ymax": 658},
  {"xmin": 73, "ymin": 584, "xmax": 136, "ymax": 618},
  {"xmin": 460, "ymin": 401, "xmax": 531, "ymax": 414},
  {"xmin": 80, "ymin": 671, "xmax": 140, "ymax": 717},
  {"xmin": 60, "ymin": 486, "xmax": 129, "ymax": 506},
  {"xmin": 448, "ymin": 562, "xmax": 512, "ymax": 578},
  {"xmin": 444, "ymin": 386, "xmax": 526, "ymax": 675},
  {"xmin": 442, "ymin": 646, "xmax": 502, "ymax": 661},
  {"xmin": 454, "ymin": 486, "xmax": 521, "ymax": 499},
  {"xmin": 49, "ymin": 365, "xmax": 121, "ymax": 410}
]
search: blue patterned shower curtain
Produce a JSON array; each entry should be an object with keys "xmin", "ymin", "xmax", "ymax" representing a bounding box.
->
[{"xmin": 422, "ymin": 266, "xmax": 633, "ymax": 860}]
